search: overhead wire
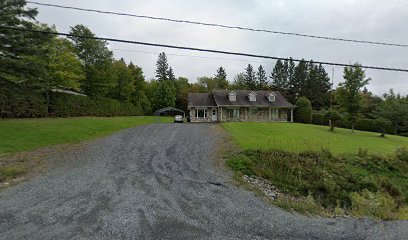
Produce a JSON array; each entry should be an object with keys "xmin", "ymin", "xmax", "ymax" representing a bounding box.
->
[{"xmin": 2, "ymin": 25, "xmax": 408, "ymax": 73}]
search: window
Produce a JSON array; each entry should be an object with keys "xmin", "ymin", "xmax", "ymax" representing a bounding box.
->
[
  {"xmin": 196, "ymin": 109, "xmax": 207, "ymax": 118},
  {"xmin": 229, "ymin": 92, "xmax": 237, "ymax": 101},
  {"xmin": 268, "ymin": 94, "xmax": 276, "ymax": 102},
  {"xmin": 249, "ymin": 92, "xmax": 257, "ymax": 102},
  {"xmin": 227, "ymin": 109, "xmax": 240, "ymax": 120}
]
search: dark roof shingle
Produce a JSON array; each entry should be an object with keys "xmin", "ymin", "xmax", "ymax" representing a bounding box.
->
[
  {"xmin": 213, "ymin": 90, "xmax": 294, "ymax": 107},
  {"xmin": 188, "ymin": 93, "xmax": 217, "ymax": 107}
]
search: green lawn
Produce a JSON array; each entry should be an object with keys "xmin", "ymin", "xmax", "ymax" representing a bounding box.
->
[
  {"xmin": 0, "ymin": 116, "xmax": 172, "ymax": 155},
  {"xmin": 222, "ymin": 122, "xmax": 408, "ymax": 156}
]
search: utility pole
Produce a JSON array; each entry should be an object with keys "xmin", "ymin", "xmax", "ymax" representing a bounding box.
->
[{"xmin": 329, "ymin": 68, "xmax": 334, "ymax": 127}]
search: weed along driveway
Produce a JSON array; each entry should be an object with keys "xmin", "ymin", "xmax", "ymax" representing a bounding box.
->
[{"xmin": 0, "ymin": 124, "xmax": 407, "ymax": 239}]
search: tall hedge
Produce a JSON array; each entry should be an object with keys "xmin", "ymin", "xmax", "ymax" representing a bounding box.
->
[
  {"xmin": 0, "ymin": 79, "xmax": 143, "ymax": 118},
  {"xmin": 49, "ymin": 92, "xmax": 143, "ymax": 117},
  {"xmin": 295, "ymin": 97, "xmax": 312, "ymax": 124},
  {"xmin": 312, "ymin": 113, "xmax": 395, "ymax": 134},
  {"xmin": 0, "ymin": 79, "xmax": 47, "ymax": 118}
]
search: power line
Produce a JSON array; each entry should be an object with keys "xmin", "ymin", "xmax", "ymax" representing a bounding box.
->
[
  {"xmin": 27, "ymin": 1, "xmax": 408, "ymax": 48},
  {"xmin": 112, "ymin": 48, "xmax": 271, "ymax": 64},
  {"xmin": 2, "ymin": 25, "xmax": 408, "ymax": 73}
]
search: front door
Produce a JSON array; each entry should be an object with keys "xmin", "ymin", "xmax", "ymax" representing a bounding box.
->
[{"xmin": 211, "ymin": 109, "xmax": 217, "ymax": 122}]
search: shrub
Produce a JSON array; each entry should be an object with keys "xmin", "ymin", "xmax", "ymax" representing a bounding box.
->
[
  {"xmin": 324, "ymin": 109, "xmax": 343, "ymax": 131},
  {"xmin": 295, "ymin": 97, "xmax": 312, "ymax": 124},
  {"xmin": 396, "ymin": 147, "xmax": 408, "ymax": 162},
  {"xmin": 226, "ymin": 155, "xmax": 255, "ymax": 176},
  {"xmin": 311, "ymin": 113, "xmax": 327, "ymax": 126},
  {"xmin": 375, "ymin": 118, "xmax": 392, "ymax": 137},
  {"xmin": 0, "ymin": 79, "xmax": 47, "ymax": 118},
  {"xmin": 49, "ymin": 92, "xmax": 143, "ymax": 117},
  {"xmin": 350, "ymin": 190, "xmax": 396, "ymax": 219}
]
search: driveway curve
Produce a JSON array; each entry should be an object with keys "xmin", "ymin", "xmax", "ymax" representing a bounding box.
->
[{"xmin": 0, "ymin": 123, "xmax": 407, "ymax": 240}]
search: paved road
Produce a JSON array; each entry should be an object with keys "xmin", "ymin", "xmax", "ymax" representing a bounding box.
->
[{"xmin": 0, "ymin": 124, "xmax": 407, "ymax": 239}]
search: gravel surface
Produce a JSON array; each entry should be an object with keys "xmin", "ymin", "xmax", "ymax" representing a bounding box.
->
[{"xmin": 0, "ymin": 123, "xmax": 407, "ymax": 240}]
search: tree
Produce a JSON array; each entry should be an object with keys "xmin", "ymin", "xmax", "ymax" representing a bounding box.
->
[
  {"xmin": 152, "ymin": 53, "xmax": 176, "ymax": 109},
  {"xmin": 375, "ymin": 118, "xmax": 392, "ymax": 137},
  {"xmin": 174, "ymin": 77, "xmax": 190, "ymax": 112},
  {"xmin": 244, "ymin": 64, "xmax": 256, "ymax": 90},
  {"xmin": 379, "ymin": 89, "xmax": 408, "ymax": 135},
  {"xmin": 294, "ymin": 97, "xmax": 312, "ymax": 124},
  {"xmin": 231, "ymin": 73, "xmax": 246, "ymax": 90},
  {"xmin": 111, "ymin": 58, "xmax": 133, "ymax": 101},
  {"xmin": 42, "ymin": 37, "xmax": 84, "ymax": 113},
  {"xmin": 336, "ymin": 63, "xmax": 370, "ymax": 133},
  {"xmin": 197, "ymin": 77, "xmax": 217, "ymax": 92},
  {"xmin": 324, "ymin": 109, "xmax": 343, "ymax": 131},
  {"xmin": 129, "ymin": 62, "xmax": 151, "ymax": 114},
  {"xmin": 69, "ymin": 25, "xmax": 114, "ymax": 97},
  {"xmin": 256, "ymin": 65, "xmax": 268, "ymax": 90},
  {"xmin": 152, "ymin": 81, "xmax": 176, "ymax": 110},
  {"xmin": 270, "ymin": 60, "xmax": 287, "ymax": 92},
  {"xmin": 156, "ymin": 52, "xmax": 169, "ymax": 81},
  {"xmin": 167, "ymin": 67, "xmax": 176, "ymax": 81},
  {"xmin": 290, "ymin": 59, "xmax": 309, "ymax": 103},
  {"xmin": 0, "ymin": 0, "xmax": 53, "ymax": 81},
  {"xmin": 214, "ymin": 67, "xmax": 229, "ymax": 89}
]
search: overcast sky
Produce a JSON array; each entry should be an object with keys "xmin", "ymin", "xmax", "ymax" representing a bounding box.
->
[{"xmin": 32, "ymin": 0, "xmax": 408, "ymax": 95}]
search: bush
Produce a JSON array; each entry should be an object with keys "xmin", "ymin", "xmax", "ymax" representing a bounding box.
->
[
  {"xmin": 226, "ymin": 154, "xmax": 255, "ymax": 176},
  {"xmin": 295, "ymin": 97, "xmax": 312, "ymax": 124},
  {"xmin": 0, "ymin": 79, "xmax": 47, "ymax": 118},
  {"xmin": 350, "ymin": 190, "xmax": 396, "ymax": 219},
  {"xmin": 324, "ymin": 109, "xmax": 343, "ymax": 131},
  {"xmin": 396, "ymin": 147, "xmax": 408, "ymax": 162},
  {"xmin": 375, "ymin": 118, "xmax": 392, "ymax": 137},
  {"xmin": 311, "ymin": 113, "xmax": 327, "ymax": 126},
  {"xmin": 49, "ymin": 92, "xmax": 143, "ymax": 117}
]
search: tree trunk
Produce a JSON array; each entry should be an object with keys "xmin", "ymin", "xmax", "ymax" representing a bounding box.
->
[
  {"xmin": 380, "ymin": 128, "xmax": 385, "ymax": 138},
  {"xmin": 330, "ymin": 125, "xmax": 334, "ymax": 131},
  {"xmin": 46, "ymin": 90, "xmax": 50, "ymax": 118},
  {"xmin": 351, "ymin": 121, "xmax": 355, "ymax": 133},
  {"xmin": 394, "ymin": 122, "xmax": 398, "ymax": 135}
]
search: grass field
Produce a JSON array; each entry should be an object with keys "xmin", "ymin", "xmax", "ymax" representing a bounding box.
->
[
  {"xmin": 222, "ymin": 122, "xmax": 408, "ymax": 156},
  {"xmin": 0, "ymin": 116, "xmax": 172, "ymax": 155}
]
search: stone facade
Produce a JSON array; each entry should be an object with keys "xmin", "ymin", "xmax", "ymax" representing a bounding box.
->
[
  {"xmin": 217, "ymin": 107, "xmax": 289, "ymax": 122},
  {"xmin": 189, "ymin": 107, "xmax": 215, "ymax": 123}
]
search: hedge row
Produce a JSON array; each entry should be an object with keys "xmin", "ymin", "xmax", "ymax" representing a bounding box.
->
[
  {"xmin": 0, "ymin": 79, "xmax": 143, "ymax": 118},
  {"xmin": 311, "ymin": 113, "xmax": 395, "ymax": 134},
  {"xmin": 49, "ymin": 92, "xmax": 143, "ymax": 117},
  {"xmin": 0, "ymin": 79, "xmax": 47, "ymax": 118}
]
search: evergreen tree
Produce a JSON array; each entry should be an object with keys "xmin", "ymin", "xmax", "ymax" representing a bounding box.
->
[
  {"xmin": 336, "ymin": 63, "xmax": 370, "ymax": 132},
  {"xmin": 0, "ymin": 0, "xmax": 53, "ymax": 81},
  {"xmin": 290, "ymin": 59, "xmax": 309, "ymax": 102},
  {"xmin": 215, "ymin": 67, "xmax": 229, "ymax": 89},
  {"xmin": 167, "ymin": 67, "xmax": 176, "ymax": 81},
  {"xmin": 271, "ymin": 60, "xmax": 287, "ymax": 92},
  {"xmin": 256, "ymin": 65, "xmax": 268, "ymax": 90},
  {"xmin": 156, "ymin": 52, "xmax": 169, "ymax": 81},
  {"xmin": 244, "ymin": 64, "xmax": 256, "ymax": 90},
  {"xmin": 286, "ymin": 58, "xmax": 296, "ymax": 100}
]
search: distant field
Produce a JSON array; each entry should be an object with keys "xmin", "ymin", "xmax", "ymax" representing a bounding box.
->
[
  {"xmin": 0, "ymin": 116, "xmax": 172, "ymax": 155},
  {"xmin": 222, "ymin": 122, "xmax": 408, "ymax": 156}
]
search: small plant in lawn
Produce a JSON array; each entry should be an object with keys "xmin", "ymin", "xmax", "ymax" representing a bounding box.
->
[
  {"xmin": 375, "ymin": 117, "xmax": 392, "ymax": 137},
  {"xmin": 324, "ymin": 109, "xmax": 343, "ymax": 131}
]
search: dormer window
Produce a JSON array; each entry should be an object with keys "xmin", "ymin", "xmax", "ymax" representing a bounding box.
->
[
  {"xmin": 268, "ymin": 93, "xmax": 276, "ymax": 102},
  {"xmin": 228, "ymin": 91, "xmax": 237, "ymax": 101},
  {"xmin": 248, "ymin": 92, "xmax": 257, "ymax": 102}
]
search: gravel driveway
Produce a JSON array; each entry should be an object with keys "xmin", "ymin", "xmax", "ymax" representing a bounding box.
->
[{"xmin": 0, "ymin": 123, "xmax": 407, "ymax": 240}]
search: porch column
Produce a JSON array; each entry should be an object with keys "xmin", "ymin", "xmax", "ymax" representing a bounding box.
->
[
  {"xmin": 290, "ymin": 108, "xmax": 294, "ymax": 122},
  {"xmin": 269, "ymin": 108, "xmax": 271, "ymax": 121},
  {"xmin": 220, "ymin": 107, "xmax": 222, "ymax": 122}
]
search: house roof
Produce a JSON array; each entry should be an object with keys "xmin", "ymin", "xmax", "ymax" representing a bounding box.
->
[
  {"xmin": 188, "ymin": 93, "xmax": 217, "ymax": 107},
  {"xmin": 213, "ymin": 90, "xmax": 294, "ymax": 108}
]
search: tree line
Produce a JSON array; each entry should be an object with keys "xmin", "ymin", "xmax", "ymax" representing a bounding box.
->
[{"xmin": 1, "ymin": 0, "xmax": 407, "ymax": 135}]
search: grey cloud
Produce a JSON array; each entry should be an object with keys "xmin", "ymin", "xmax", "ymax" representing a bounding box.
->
[{"xmin": 34, "ymin": 0, "xmax": 408, "ymax": 95}]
